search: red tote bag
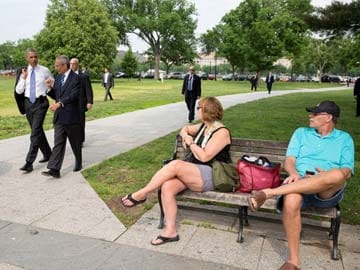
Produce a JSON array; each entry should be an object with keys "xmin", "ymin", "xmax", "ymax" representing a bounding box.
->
[{"xmin": 236, "ymin": 155, "xmax": 281, "ymax": 193}]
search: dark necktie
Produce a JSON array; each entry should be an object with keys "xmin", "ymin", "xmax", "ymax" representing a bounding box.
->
[
  {"xmin": 29, "ymin": 69, "xmax": 36, "ymax": 103},
  {"xmin": 60, "ymin": 74, "xmax": 65, "ymax": 87}
]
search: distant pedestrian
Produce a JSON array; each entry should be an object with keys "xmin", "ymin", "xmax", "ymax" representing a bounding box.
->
[
  {"xmin": 353, "ymin": 77, "xmax": 360, "ymax": 117},
  {"xmin": 102, "ymin": 68, "xmax": 114, "ymax": 101},
  {"xmin": 250, "ymin": 74, "xmax": 258, "ymax": 91},
  {"xmin": 266, "ymin": 71, "xmax": 274, "ymax": 94},
  {"xmin": 182, "ymin": 66, "xmax": 201, "ymax": 123},
  {"xmin": 15, "ymin": 48, "xmax": 53, "ymax": 173},
  {"xmin": 70, "ymin": 58, "xmax": 94, "ymax": 146},
  {"xmin": 159, "ymin": 72, "xmax": 164, "ymax": 83},
  {"xmin": 347, "ymin": 77, "xmax": 351, "ymax": 87}
]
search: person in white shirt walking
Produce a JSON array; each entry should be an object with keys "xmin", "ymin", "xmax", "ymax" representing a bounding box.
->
[{"xmin": 15, "ymin": 48, "xmax": 53, "ymax": 173}]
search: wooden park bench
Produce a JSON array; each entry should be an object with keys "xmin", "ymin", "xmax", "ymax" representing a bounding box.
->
[{"xmin": 157, "ymin": 135, "xmax": 341, "ymax": 260}]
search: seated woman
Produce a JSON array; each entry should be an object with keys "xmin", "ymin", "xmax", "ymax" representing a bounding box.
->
[{"xmin": 122, "ymin": 97, "xmax": 232, "ymax": 245}]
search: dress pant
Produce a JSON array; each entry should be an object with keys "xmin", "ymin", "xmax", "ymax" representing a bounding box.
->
[
  {"xmin": 356, "ymin": 96, "xmax": 360, "ymax": 117},
  {"xmin": 24, "ymin": 97, "xmax": 52, "ymax": 163},
  {"xmin": 79, "ymin": 110, "xmax": 86, "ymax": 143},
  {"xmin": 184, "ymin": 90, "xmax": 197, "ymax": 122},
  {"xmin": 104, "ymin": 84, "xmax": 113, "ymax": 101},
  {"xmin": 266, "ymin": 83, "xmax": 273, "ymax": 93},
  {"xmin": 47, "ymin": 123, "xmax": 82, "ymax": 171}
]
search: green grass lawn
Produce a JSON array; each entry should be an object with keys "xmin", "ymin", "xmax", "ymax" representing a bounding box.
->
[
  {"xmin": 83, "ymin": 90, "xmax": 360, "ymax": 227},
  {"xmin": 0, "ymin": 75, "xmax": 339, "ymax": 139}
]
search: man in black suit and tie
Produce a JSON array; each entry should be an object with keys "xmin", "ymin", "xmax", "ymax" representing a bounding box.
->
[
  {"xmin": 15, "ymin": 48, "xmax": 53, "ymax": 173},
  {"xmin": 182, "ymin": 66, "xmax": 201, "ymax": 123},
  {"xmin": 70, "ymin": 58, "xmax": 93, "ymax": 145},
  {"xmin": 42, "ymin": 55, "xmax": 82, "ymax": 178},
  {"xmin": 102, "ymin": 67, "xmax": 114, "ymax": 101},
  {"xmin": 266, "ymin": 71, "xmax": 275, "ymax": 94}
]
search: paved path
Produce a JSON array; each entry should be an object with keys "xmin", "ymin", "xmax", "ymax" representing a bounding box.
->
[{"xmin": 1, "ymin": 87, "xmax": 359, "ymax": 269}]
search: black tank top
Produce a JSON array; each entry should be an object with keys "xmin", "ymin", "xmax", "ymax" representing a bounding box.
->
[{"xmin": 189, "ymin": 123, "xmax": 232, "ymax": 166}]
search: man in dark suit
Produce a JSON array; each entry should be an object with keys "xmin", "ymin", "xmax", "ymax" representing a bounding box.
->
[
  {"xmin": 182, "ymin": 66, "xmax": 201, "ymax": 123},
  {"xmin": 353, "ymin": 78, "xmax": 360, "ymax": 117},
  {"xmin": 102, "ymin": 67, "xmax": 114, "ymax": 101},
  {"xmin": 70, "ymin": 58, "xmax": 93, "ymax": 145},
  {"xmin": 42, "ymin": 55, "xmax": 82, "ymax": 178},
  {"xmin": 15, "ymin": 48, "xmax": 53, "ymax": 173},
  {"xmin": 265, "ymin": 71, "xmax": 275, "ymax": 94}
]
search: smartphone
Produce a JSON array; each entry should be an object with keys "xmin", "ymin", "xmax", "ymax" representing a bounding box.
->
[{"xmin": 305, "ymin": 170, "xmax": 315, "ymax": 175}]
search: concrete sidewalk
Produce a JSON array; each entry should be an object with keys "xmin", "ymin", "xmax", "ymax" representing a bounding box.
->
[{"xmin": 1, "ymin": 87, "xmax": 359, "ymax": 269}]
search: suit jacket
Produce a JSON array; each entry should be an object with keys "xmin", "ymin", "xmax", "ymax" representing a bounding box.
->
[
  {"xmin": 47, "ymin": 70, "xmax": 81, "ymax": 125},
  {"xmin": 354, "ymin": 78, "xmax": 360, "ymax": 96},
  {"xmin": 266, "ymin": 75, "xmax": 274, "ymax": 84},
  {"xmin": 102, "ymin": 72, "xmax": 114, "ymax": 88},
  {"xmin": 79, "ymin": 72, "xmax": 93, "ymax": 112},
  {"xmin": 182, "ymin": 73, "xmax": 201, "ymax": 97},
  {"xmin": 14, "ymin": 67, "xmax": 26, "ymax": 115}
]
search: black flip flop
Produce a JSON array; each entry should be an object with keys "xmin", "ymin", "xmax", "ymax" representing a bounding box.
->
[
  {"xmin": 122, "ymin": 193, "xmax": 146, "ymax": 207},
  {"xmin": 151, "ymin": 235, "xmax": 180, "ymax": 246}
]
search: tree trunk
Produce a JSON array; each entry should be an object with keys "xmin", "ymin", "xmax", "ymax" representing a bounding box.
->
[{"xmin": 154, "ymin": 53, "xmax": 160, "ymax": 80}]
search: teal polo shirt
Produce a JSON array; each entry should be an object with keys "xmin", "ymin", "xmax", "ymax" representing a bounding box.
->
[{"xmin": 286, "ymin": 127, "xmax": 354, "ymax": 177}]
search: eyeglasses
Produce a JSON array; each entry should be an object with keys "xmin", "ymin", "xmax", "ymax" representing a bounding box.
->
[{"xmin": 196, "ymin": 106, "xmax": 203, "ymax": 110}]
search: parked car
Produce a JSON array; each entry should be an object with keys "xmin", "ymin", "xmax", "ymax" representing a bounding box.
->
[
  {"xmin": 167, "ymin": 72, "xmax": 184, "ymax": 79},
  {"xmin": 198, "ymin": 72, "xmax": 208, "ymax": 80},
  {"xmin": 279, "ymin": 75, "xmax": 290, "ymax": 82},
  {"xmin": 296, "ymin": 75, "xmax": 310, "ymax": 82},
  {"xmin": 115, "ymin": 71, "xmax": 131, "ymax": 78},
  {"xmin": 208, "ymin": 73, "xmax": 216, "ymax": 80},
  {"xmin": 222, "ymin": 73, "xmax": 238, "ymax": 81},
  {"xmin": 237, "ymin": 74, "xmax": 247, "ymax": 81},
  {"xmin": 311, "ymin": 76, "xmax": 320, "ymax": 82},
  {"xmin": 321, "ymin": 75, "xmax": 341, "ymax": 83}
]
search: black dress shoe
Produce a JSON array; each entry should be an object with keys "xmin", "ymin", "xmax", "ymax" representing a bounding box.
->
[
  {"xmin": 39, "ymin": 157, "xmax": 50, "ymax": 163},
  {"xmin": 20, "ymin": 162, "xmax": 33, "ymax": 173},
  {"xmin": 73, "ymin": 165, "xmax": 82, "ymax": 172},
  {"xmin": 41, "ymin": 169, "xmax": 60, "ymax": 178}
]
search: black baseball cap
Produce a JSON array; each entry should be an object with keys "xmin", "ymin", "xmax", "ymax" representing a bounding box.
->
[{"xmin": 306, "ymin": 101, "xmax": 340, "ymax": 117}]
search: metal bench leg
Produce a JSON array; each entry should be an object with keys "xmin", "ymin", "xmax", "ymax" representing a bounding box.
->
[
  {"xmin": 330, "ymin": 205, "xmax": 341, "ymax": 260},
  {"xmin": 237, "ymin": 206, "xmax": 245, "ymax": 243},
  {"xmin": 158, "ymin": 189, "xmax": 165, "ymax": 229},
  {"xmin": 244, "ymin": 206, "xmax": 249, "ymax": 226}
]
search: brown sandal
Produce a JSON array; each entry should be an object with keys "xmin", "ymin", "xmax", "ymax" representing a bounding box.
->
[
  {"xmin": 278, "ymin": 262, "xmax": 300, "ymax": 270},
  {"xmin": 247, "ymin": 191, "xmax": 266, "ymax": 211}
]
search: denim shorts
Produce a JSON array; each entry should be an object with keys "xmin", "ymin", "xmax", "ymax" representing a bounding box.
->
[
  {"xmin": 276, "ymin": 184, "xmax": 346, "ymax": 213},
  {"xmin": 195, "ymin": 164, "xmax": 214, "ymax": 192}
]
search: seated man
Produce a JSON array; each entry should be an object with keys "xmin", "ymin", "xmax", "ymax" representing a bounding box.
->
[{"xmin": 248, "ymin": 101, "xmax": 354, "ymax": 270}]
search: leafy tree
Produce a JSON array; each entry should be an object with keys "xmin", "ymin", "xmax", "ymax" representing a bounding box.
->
[
  {"xmin": 306, "ymin": 0, "xmax": 360, "ymax": 37},
  {"xmin": 120, "ymin": 49, "xmax": 138, "ymax": 76},
  {"xmin": 0, "ymin": 42, "xmax": 15, "ymax": 70},
  {"xmin": 199, "ymin": 29, "xmax": 221, "ymax": 79},
  {"xmin": 303, "ymin": 38, "xmax": 333, "ymax": 80},
  {"xmin": 204, "ymin": 0, "xmax": 311, "ymax": 74},
  {"xmin": 103, "ymin": 0, "xmax": 197, "ymax": 79},
  {"xmin": 160, "ymin": 38, "xmax": 197, "ymax": 74},
  {"xmin": 35, "ymin": 0, "xmax": 118, "ymax": 78},
  {"xmin": 0, "ymin": 39, "xmax": 35, "ymax": 69}
]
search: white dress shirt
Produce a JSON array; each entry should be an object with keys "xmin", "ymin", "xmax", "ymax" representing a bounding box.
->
[
  {"xmin": 62, "ymin": 69, "xmax": 71, "ymax": 85},
  {"xmin": 15, "ymin": 65, "xmax": 53, "ymax": 98},
  {"xmin": 104, "ymin": 72, "xmax": 109, "ymax": 83}
]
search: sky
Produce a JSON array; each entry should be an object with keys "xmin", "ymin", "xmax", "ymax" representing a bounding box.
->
[{"xmin": 0, "ymin": 0, "xmax": 353, "ymax": 52}]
